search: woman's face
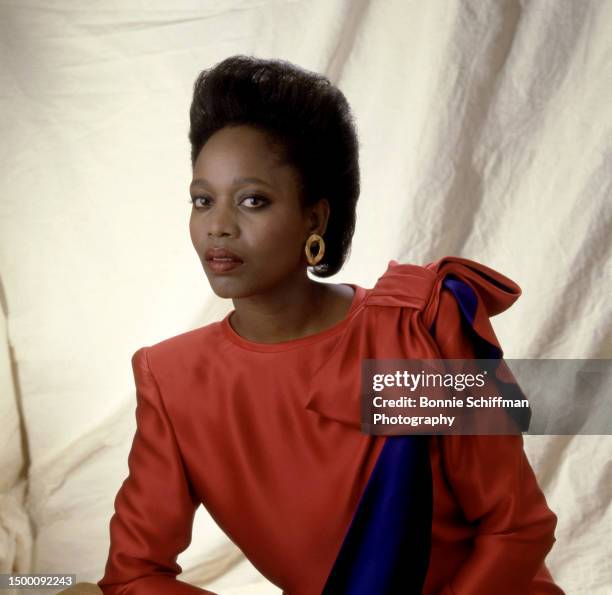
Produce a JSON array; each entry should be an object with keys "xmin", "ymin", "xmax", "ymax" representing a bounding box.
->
[{"xmin": 189, "ymin": 124, "xmax": 323, "ymax": 299}]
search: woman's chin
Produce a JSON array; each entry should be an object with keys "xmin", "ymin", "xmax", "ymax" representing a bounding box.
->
[{"xmin": 206, "ymin": 276, "xmax": 248, "ymax": 300}]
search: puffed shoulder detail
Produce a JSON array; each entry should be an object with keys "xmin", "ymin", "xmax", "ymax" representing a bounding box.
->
[
  {"xmin": 366, "ymin": 256, "xmax": 521, "ymax": 317},
  {"xmin": 133, "ymin": 321, "xmax": 225, "ymax": 375},
  {"xmin": 364, "ymin": 260, "xmax": 437, "ymax": 310},
  {"xmin": 421, "ymin": 254, "xmax": 522, "ymax": 321},
  {"xmin": 367, "ymin": 256, "xmax": 522, "ymax": 357},
  {"xmin": 422, "ymin": 256, "xmax": 521, "ymax": 359},
  {"xmin": 303, "ymin": 256, "xmax": 523, "ymax": 429}
]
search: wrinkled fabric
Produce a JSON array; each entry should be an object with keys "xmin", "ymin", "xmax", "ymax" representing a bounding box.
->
[{"xmin": 98, "ymin": 257, "xmax": 563, "ymax": 594}]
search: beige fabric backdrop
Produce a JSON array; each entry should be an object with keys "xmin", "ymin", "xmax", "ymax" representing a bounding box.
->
[{"xmin": 1, "ymin": 1, "xmax": 611, "ymax": 594}]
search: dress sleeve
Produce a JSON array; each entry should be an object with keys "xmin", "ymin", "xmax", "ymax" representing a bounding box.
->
[
  {"xmin": 430, "ymin": 281, "xmax": 563, "ymax": 595},
  {"xmin": 97, "ymin": 347, "xmax": 217, "ymax": 595}
]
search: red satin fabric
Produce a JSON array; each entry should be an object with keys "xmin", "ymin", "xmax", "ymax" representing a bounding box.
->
[{"xmin": 98, "ymin": 257, "xmax": 564, "ymax": 595}]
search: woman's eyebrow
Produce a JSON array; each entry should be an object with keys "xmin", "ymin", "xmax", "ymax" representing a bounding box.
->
[{"xmin": 190, "ymin": 176, "xmax": 274, "ymax": 190}]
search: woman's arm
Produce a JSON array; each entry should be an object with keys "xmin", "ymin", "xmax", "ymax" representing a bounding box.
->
[
  {"xmin": 97, "ymin": 347, "xmax": 217, "ymax": 595},
  {"xmin": 432, "ymin": 286, "xmax": 562, "ymax": 594},
  {"xmin": 437, "ymin": 433, "xmax": 559, "ymax": 594}
]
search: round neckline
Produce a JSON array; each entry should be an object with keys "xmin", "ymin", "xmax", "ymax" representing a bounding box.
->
[{"xmin": 221, "ymin": 284, "xmax": 366, "ymax": 352}]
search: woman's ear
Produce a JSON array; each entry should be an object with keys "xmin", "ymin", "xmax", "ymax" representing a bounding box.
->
[{"xmin": 307, "ymin": 198, "xmax": 331, "ymax": 236}]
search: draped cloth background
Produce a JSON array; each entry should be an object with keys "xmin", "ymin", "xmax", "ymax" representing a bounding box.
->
[{"xmin": 1, "ymin": 1, "xmax": 611, "ymax": 593}]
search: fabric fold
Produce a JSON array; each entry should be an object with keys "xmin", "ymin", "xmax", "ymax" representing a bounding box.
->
[{"xmin": 422, "ymin": 255, "xmax": 522, "ymax": 356}]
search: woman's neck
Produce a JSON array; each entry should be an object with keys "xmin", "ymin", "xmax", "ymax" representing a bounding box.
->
[{"xmin": 228, "ymin": 279, "xmax": 355, "ymax": 344}]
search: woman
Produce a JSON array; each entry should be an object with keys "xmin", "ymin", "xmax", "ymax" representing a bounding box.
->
[{"xmin": 96, "ymin": 55, "xmax": 564, "ymax": 594}]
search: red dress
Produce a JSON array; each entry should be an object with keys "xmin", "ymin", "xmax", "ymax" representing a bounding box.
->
[{"xmin": 98, "ymin": 256, "xmax": 564, "ymax": 595}]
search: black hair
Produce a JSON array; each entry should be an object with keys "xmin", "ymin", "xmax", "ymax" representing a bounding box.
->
[{"xmin": 188, "ymin": 54, "xmax": 360, "ymax": 277}]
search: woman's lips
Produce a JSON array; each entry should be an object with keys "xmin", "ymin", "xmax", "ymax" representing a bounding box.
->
[
  {"xmin": 205, "ymin": 248, "xmax": 244, "ymax": 273},
  {"xmin": 205, "ymin": 247, "xmax": 243, "ymax": 261},
  {"xmin": 207, "ymin": 258, "xmax": 243, "ymax": 273}
]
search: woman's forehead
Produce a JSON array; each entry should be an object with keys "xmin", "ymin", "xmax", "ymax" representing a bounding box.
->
[{"xmin": 193, "ymin": 127, "xmax": 298, "ymax": 190}]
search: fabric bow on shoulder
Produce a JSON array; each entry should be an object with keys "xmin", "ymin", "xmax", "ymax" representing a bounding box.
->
[{"xmin": 303, "ymin": 256, "xmax": 524, "ymax": 430}]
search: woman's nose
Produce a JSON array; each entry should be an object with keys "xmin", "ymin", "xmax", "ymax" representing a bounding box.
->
[{"xmin": 207, "ymin": 202, "xmax": 238, "ymax": 237}]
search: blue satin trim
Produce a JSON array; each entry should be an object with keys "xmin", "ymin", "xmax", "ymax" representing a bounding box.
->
[
  {"xmin": 322, "ymin": 435, "xmax": 432, "ymax": 595},
  {"xmin": 441, "ymin": 276, "xmax": 502, "ymax": 358},
  {"xmin": 435, "ymin": 277, "xmax": 531, "ymax": 431}
]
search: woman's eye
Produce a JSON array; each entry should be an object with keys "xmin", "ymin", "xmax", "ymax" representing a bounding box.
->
[
  {"xmin": 240, "ymin": 195, "xmax": 268, "ymax": 208},
  {"xmin": 190, "ymin": 196, "xmax": 210, "ymax": 208}
]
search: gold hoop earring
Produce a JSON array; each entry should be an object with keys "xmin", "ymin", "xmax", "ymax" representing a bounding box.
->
[{"xmin": 305, "ymin": 233, "xmax": 325, "ymax": 266}]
